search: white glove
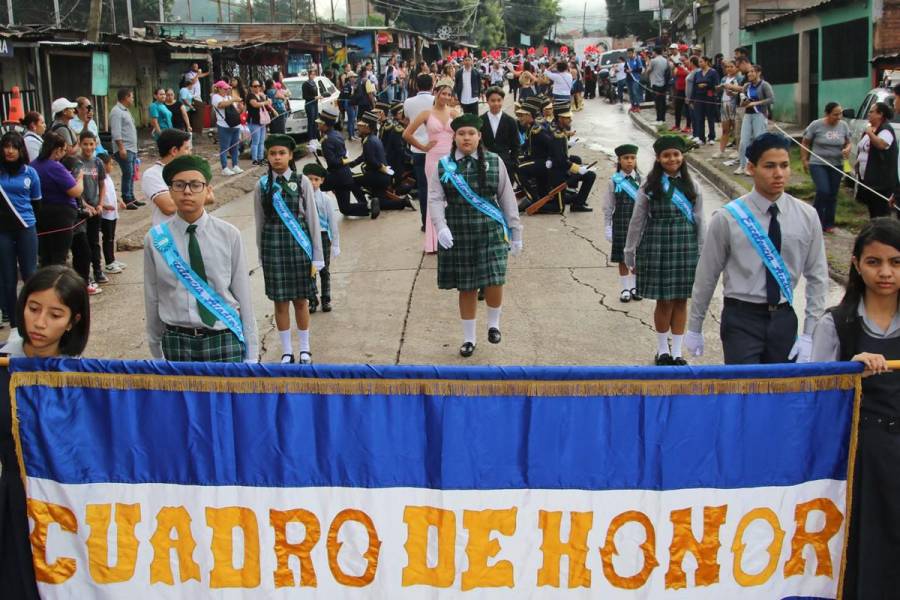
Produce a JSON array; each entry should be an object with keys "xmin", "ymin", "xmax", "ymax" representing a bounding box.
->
[
  {"xmin": 437, "ymin": 228, "xmax": 454, "ymax": 249},
  {"xmin": 384, "ymin": 166, "xmax": 395, "ymax": 176},
  {"xmin": 568, "ymin": 137, "xmax": 579, "ymax": 147},
  {"xmin": 307, "ymin": 139, "xmax": 320, "ymax": 152},
  {"xmin": 605, "ymin": 225, "xmax": 613, "ymax": 242},
  {"xmin": 545, "ymin": 159, "xmax": 553, "ymax": 169},
  {"xmin": 578, "ymin": 165, "xmax": 589, "ymax": 175},
  {"xmin": 312, "ymin": 260, "xmax": 326, "ymax": 272},
  {"xmin": 788, "ymin": 333, "xmax": 813, "ymax": 363},
  {"xmin": 684, "ymin": 330, "xmax": 705, "ymax": 357},
  {"xmin": 509, "ymin": 239, "xmax": 523, "ymax": 256},
  {"xmin": 331, "ymin": 245, "xmax": 341, "ymax": 258}
]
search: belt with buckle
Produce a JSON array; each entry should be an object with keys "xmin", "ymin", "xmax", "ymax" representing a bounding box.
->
[
  {"xmin": 165, "ymin": 324, "xmax": 221, "ymax": 337},
  {"xmin": 859, "ymin": 413, "xmax": 900, "ymax": 433},
  {"xmin": 724, "ymin": 297, "xmax": 791, "ymax": 312}
]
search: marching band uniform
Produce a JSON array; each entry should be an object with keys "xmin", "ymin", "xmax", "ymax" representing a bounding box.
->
[
  {"xmin": 516, "ymin": 98, "xmax": 554, "ymax": 211},
  {"xmin": 349, "ymin": 111, "xmax": 403, "ymax": 212},
  {"xmin": 144, "ymin": 155, "xmax": 259, "ymax": 363},
  {"xmin": 547, "ymin": 101, "xmax": 594, "ymax": 212},
  {"xmin": 317, "ymin": 106, "xmax": 370, "ymax": 217},
  {"xmin": 383, "ymin": 102, "xmax": 414, "ymax": 196}
]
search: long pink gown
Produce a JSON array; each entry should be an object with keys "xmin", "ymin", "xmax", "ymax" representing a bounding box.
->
[{"xmin": 423, "ymin": 113, "xmax": 455, "ymax": 253}]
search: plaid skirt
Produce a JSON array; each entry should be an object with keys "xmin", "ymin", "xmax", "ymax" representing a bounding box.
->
[
  {"xmin": 261, "ymin": 216, "xmax": 316, "ymax": 302},
  {"xmin": 162, "ymin": 328, "xmax": 244, "ymax": 362},
  {"xmin": 635, "ymin": 216, "xmax": 699, "ymax": 300},
  {"xmin": 610, "ymin": 195, "xmax": 635, "ymax": 264},
  {"xmin": 437, "ymin": 203, "xmax": 509, "ymax": 291}
]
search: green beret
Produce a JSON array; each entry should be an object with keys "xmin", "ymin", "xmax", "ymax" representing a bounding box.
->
[
  {"xmin": 653, "ymin": 135, "xmax": 687, "ymax": 155},
  {"xmin": 264, "ymin": 134, "xmax": 296, "ymax": 151},
  {"xmin": 162, "ymin": 155, "xmax": 212, "ymax": 185},
  {"xmin": 615, "ymin": 144, "xmax": 639, "ymax": 157},
  {"xmin": 302, "ymin": 163, "xmax": 327, "ymax": 178},
  {"xmin": 451, "ymin": 113, "xmax": 482, "ymax": 131}
]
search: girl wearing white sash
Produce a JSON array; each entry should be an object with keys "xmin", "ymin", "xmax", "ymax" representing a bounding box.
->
[{"xmin": 254, "ymin": 134, "xmax": 324, "ymax": 364}]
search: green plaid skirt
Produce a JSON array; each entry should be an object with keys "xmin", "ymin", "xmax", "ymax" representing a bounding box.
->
[
  {"xmin": 162, "ymin": 328, "xmax": 244, "ymax": 362},
  {"xmin": 635, "ymin": 216, "xmax": 699, "ymax": 300},
  {"xmin": 437, "ymin": 202, "xmax": 509, "ymax": 291},
  {"xmin": 610, "ymin": 193, "xmax": 635, "ymax": 264},
  {"xmin": 261, "ymin": 214, "xmax": 316, "ymax": 302}
]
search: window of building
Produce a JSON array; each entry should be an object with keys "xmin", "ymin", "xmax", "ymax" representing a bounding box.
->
[
  {"xmin": 822, "ymin": 19, "xmax": 869, "ymax": 80},
  {"xmin": 755, "ymin": 35, "xmax": 798, "ymax": 85}
]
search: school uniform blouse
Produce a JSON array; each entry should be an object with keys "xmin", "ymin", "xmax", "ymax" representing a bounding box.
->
[
  {"xmin": 252, "ymin": 168, "xmax": 324, "ymax": 263},
  {"xmin": 143, "ymin": 211, "xmax": 259, "ymax": 360},
  {"xmin": 0, "ymin": 165, "xmax": 42, "ymax": 231},
  {"xmin": 313, "ymin": 189, "xmax": 341, "ymax": 248},
  {"xmin": 688, "ymin": 188, "xmax": 829, "ymax": 335},
  {"xmin": 603, "ymin": 171, "xmax": 638, "ymax": 226},
  {"xmin": 811, "ymin": 302, "xmax": 900, "ymax": 361}
]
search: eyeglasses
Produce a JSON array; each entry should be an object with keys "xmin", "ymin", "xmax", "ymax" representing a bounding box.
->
[
  {"xmin": 171, "ymin": 180, "xmax": 208, "ymax": 193},
  {"xmin": 83, "ymin": 105, "xmax": 93, "ymax": 111}
]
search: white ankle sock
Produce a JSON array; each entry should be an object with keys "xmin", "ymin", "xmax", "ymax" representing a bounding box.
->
[
  {"xmin": 278, "ymin": 329, "xmax": 292, "ymax": 356},
  {"xmin": 298, "ymin": 329, "xmax": 310, "ymax": 353},
  {"xmin": 461, "ymin": 319, "xmax": 476, "ymax": 344},
  {"xmin": 671, "ymin": 334, "xmax": 684, "ymax": 358},
  {"xmin": 619, "ymin": 275, "xmax": 630, "ymax": 291},
  {"xmin": 657, "ymin": 330, "xmax": 670, "ymax": 355},
  {"xmin": 487, "ymin": 306, "xmax": 502, "ymax": 330},
  {"xmin": 628, "ymin": 274, "xmax": 637, "ymax": 289}
]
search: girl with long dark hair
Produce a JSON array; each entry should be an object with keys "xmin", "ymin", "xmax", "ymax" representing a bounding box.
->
[
  {"xmin": 428, "ymin": 114, "xmax": 523, "ymax": 357},
  {"xmin": 30, "ymin": 132, "xmax": 83, "ymax": 267},
  {"xmin": 810, "ymin": 217, "xmax": 900, "ymax": 597},
  {"xmin": 624, "ymin": 135, "xmax": 705, "ymax": 365}
]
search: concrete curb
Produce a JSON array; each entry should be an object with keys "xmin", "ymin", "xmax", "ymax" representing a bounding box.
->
[{"xmin": 628, "ymin": 111, "xmax": 849, "ymax": 286}]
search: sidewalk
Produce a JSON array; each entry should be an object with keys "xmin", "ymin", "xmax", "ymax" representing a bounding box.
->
[{"xmin": 628, "ymin": 108, "xmax": 865, "ymax": 284}]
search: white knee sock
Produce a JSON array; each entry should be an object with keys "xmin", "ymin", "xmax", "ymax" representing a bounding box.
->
[
  {"xmin": 657, "ymin": 330, "xmax": 670, "ymax": 355},
  {"xmin": 619, "ymin": 275, "xmax": 630, "ymax": 291},
  {"xmin": 278, "ymin": 329, "xmax": 292, "ymax": 356},
  {"xmin": 487, "ymin": 306, "xmax": 502, "ymax": 330},
  {"xmin": 298, "ymin": 329, "xmax": 310, "ymax": 353},
  {"xmin": 461, "ymin": 319, "xmax": 476, "ymax": 344},
  {"xmin": 671, "ymin": 334, "xmax": 684, "ymax": 358},
  {"xmin": 628, "ymin": 274, "xmax": 637, "ymax": 290}
]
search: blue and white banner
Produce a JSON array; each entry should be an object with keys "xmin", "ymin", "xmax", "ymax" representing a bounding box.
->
[{"xmin": 9, "ymin": 359, "xmax": 860, "ymax": 599}]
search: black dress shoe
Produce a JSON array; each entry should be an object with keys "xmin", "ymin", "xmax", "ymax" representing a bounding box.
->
[
  {"xmin": 477, "ymin": 288, "xmax": 485, "ymax": 301},
  {"xmin": 299, "ymin": 351, "xmax": 312, "ymax": 365},
  {"xmin": 134, "ymin": 200, "xmax": 146, "ymax": 207},
  {"xmin": 125, "ymin": 203, "xmax": 139, "ymax": 210},
  {"xmin": 672, "ymin": 356, "xmax": 688, "ymax": 366},
  {"xmin": 321, "ymin": 301, "xmax": 332, "ymax": 312},
  {"xmin": 309, "ymin": 302, "xmax": 318, "ymax": 313},
  {"xmin": 420, "ymin": 225, "xmax": 426, "ymax": 232},
  {"xmin": 459, "ymin": 342, "xmax": 476, "ymax": 357},
  {"xmin": 280, "ymin": 353, "xmax": 295, "ymax": 364},
  {"xmin": 655, "ymin": 353, "xmax": 674, "ymax": 366},
  {"xmin": 370, "ymin": 197, "xmax": 381, "ymax": 219},
  {"xmin": 488, "ymin": 327, "xmax": 501, "ymax": 344},
  {"xmin": 570, "ymin": 204, "xmax": 593, "ymax": 212},
  {"xmin": 630, "ymin": 287, "xmax": 642, "ymax": 301}
]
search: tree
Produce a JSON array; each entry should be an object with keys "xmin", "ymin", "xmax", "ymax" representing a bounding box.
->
[
  {"xmin": 605, "ymin": 0, "xmax": 658, "ymax": 39},
  {"xmin": 474, "ymin": 0, "xmax": 506, "ymax": 49},
  {"xmin": 502, "ymin": 0, "xmax": 560, "ymax": 47}
]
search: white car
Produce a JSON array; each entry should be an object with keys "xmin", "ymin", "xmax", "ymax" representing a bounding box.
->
[
  {"xmin": 282, "ymin": 75, "xmax": 340, "ymax": 140},
  {"xmin": 842, "ymin": 86, "xmax": 899, "ymax": 167}
]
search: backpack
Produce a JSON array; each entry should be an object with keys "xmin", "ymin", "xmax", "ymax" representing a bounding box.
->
[{"xmin": 352, "ymin": 80, "xmax": 370, "ymax": 108}]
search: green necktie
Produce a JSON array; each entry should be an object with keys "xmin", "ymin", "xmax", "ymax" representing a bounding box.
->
[{"xmin": 186, "ymin": 224, "xmax": 216, "ymax": 327}]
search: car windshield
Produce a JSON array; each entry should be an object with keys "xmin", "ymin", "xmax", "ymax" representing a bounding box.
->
[{"xmin": 285, "ymin": 82, "xmax": 304, "ymax": 98}]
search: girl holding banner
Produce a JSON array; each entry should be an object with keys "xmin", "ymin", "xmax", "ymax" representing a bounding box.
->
[
  {"xmin": 604, "ymin": 144, "xmax": 642, "ymax": 303},
  {"xmin": 254, "ymin": 134, "xmax": 324, "ymax": 365},
  {"xmin": 810, "ymin": 217, "xmax": 900, "ymax": 597},
  {"xmin": 427, "ymin": 114, "xmax": 523, "ymax": 357},
  {"xmin": 624, "ymin": 136, "xmax": 705, "ymax": 366}
]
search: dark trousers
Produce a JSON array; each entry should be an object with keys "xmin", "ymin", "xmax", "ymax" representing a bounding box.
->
[
  {"xmin": 673, "ymin": 91, "xmax": 689, "ymax": 128},
  {"xmin": 692, "ymin": 101, "xmax": 716, "ymax": 143},
  {"xmin": 652, "ymin": 85, "xmax": 667, "ymax": 121},
  {"xmin": 37, "ymin": 204, "xmax": 76, "ymax": 267},
  {"xmin": 0, "ymin": 226, "xmax": 38, "ymax": 327},
  {"xmin": 720, "ymin": 299, "xmax": 797, "ymax": 364},
  {"xmin": 809, "ymin": 164, "xmax": 843, "ymax": 230},
  {"xmin": 323, "ymin": 175, "xmax": 369, "ymax": 217},
  {"xmin": 101, "ymin": 218, "xmax": 117, "ymax": 265},
  {"xmin": 567, "ymin": 170, "xmax": 596, "ymax": 207},
  {"xmin": 70, "ymin": 230, "xmax": 91, "ymax": 283},
  {"xmin": 461, "ymin": 102, "xmax": 479, "ymax": 115},
  {"xmin": 85, "ymin": 214, "xmax": 102, "ymax": 278},
  {"xmin": 859, "ymin": 186, "xmax": 893, "ymax": 219},
  {"xmin": 113, "ymin": 150, "xmax": 137, "ymax": 202},
  {"xmin": 412, "ymin": 153, "xmax": 428, "ymax": 227},
  {"xmin": 306, "ymin": 102, "xmax": 319, "ymax": 141},
  {"xmin": 309, "ymin": 233, "xmax": 332, "ymax": 307},
  {"xmin": 352, "ymin": 171, "xmax": 392, "ymax": 206}
]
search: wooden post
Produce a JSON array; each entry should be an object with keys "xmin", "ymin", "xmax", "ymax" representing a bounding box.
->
[
  {"xmin": 6, "ymin": 0, "xmax": 13, "ymax": 25},
  {"xmin": 125, "ymin": 0, "xmax": 134, "ymax": 36},
  {"xmin": 87, "ymin": 0, "xmax": 103, "ymax": 42},
  {"xmin": 52, "ymin": 0, "xmax": 60, "ymax": 27}
]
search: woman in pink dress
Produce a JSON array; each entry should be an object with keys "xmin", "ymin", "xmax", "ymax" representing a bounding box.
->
[{"xmin": 403, "ymin": 80, "xmax": 461, "ymax": 252}]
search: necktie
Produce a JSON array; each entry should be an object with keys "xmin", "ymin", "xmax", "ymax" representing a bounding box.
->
[
  {"xmin": 186, "ymin": 224, "xmax": 216, "ymax": 327},
  {"xmin": 766, "ymin": 204, "xmax": 781, "ymax": 306}
]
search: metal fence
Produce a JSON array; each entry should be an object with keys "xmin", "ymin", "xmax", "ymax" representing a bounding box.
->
[{"xmin": 0, "ymin": 89, "xmax": 40, "ymax": 122}]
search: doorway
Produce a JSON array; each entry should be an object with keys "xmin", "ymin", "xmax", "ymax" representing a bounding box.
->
[{"xmin": 807, "ymin": 29, "xmax": 819, "ymax": 121}]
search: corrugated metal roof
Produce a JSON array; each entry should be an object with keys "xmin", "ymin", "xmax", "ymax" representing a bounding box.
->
[{"xmin": 744, "ymin": 0, "xmax": 844, "ymax": 30}]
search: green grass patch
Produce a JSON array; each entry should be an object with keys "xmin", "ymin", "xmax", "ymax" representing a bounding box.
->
[{"xmin": 783, "ymin": 147, "xmax": 869, "ymax": 233}]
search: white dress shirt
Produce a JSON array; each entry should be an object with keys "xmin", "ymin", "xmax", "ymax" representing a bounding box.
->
[
  {"xmin": 144, "ymin": 211, "xmax": 259, "ymax": 360},
  {"xmin": 403, "ymin": 91, "xmax": 435, "ymax": 155},
  {"xmin": 460, "ymin": 68, "xmax": 476, "ymax": 104},
  {"xmin": 486, "ymin": 111, "xmax": 502, "ymax": 136}
]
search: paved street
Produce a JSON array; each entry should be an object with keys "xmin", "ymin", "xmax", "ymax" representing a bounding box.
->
[{"xmin": 9, "ymin": 98, "xmax": 843, "ymax": 366}]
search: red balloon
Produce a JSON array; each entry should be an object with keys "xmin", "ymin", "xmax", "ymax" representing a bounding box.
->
[
  {"xmin": 481, "ymin": 50, "xmax": 487, "ymax": 58},
  {"xmin": 561, "ymin": 45, "xmax": 569, "ymax": 54},
  {"xmin": 450, "ymin": 50, "xmax": 458, "ymax": 59},
  {"xmin": 542, "ymin": 47, "xmax": 548, "ymax": 55},
  {"xmin": 528, "ymin": 47, "xmax": 535, "ymax": 55},
  {"xmin": 508, "ymin": 49, "xmax": 514, "ymax": 57}
]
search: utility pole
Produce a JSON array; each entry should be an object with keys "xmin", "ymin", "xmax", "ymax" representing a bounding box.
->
[
  {"xmin": 109, "ymin": 0, "xmax": 117, "ymax": 33},
  {"xmin": 159, "ymin": 0, "xmax": 165, "ymax": 21},
  {"xmin": 187, "ymin": 0, "xmax": 192, "ymax": 20},
  {"xmin": 53, "ymin": 0, "xmax": 60, "ymax": 27},
  {"xmin": 582, "ymin": 2, "xmax": 587, "ymax": 37},
  {"xmin": 125, "ymin": 0, "xmax": 134, "ymax": 35},
  {"xmin": 248, "ymin": 0, "xmax": 253, "ymax": 23},
  {"xmin": 330, "ymin": 0, "xmax": 335, "ymax": 22},
  {"xmin": 269, "ymin": 0, "xmax": 275, "ymax": 21},
  {"xmin": 6, "ymin": 0, "xmax": 13, "ymax": 26},
  {"xmin": 87, "ymin": 0, "xmax": 103, "ymax": 41},
  {"xmin": 217, "ymin": 0, "xmax": 223, "ymax": 22}
]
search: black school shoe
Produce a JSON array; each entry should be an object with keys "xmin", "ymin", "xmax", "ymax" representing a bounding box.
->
[
  {"xmin": 570, "ymin": 204, "xmax": 593, "ymax": 212},
  {"xmin": 459, "ymin": 342, "xmax": 476, "ymax": 357},
  {"xmin": 672, "ymin": 356, "xmax": 688, "ymax": 366},
  {"xmin": 321, "ymin": 301, "xmax": 332, "ymax": 312},
  {"xmin": 370, "ymin": 197, "xmax": 381, "ymax": 219},
  {"xmin": 655, "ymin": 353, "xmax": 674, "ymax": 366},
  {"xmin": 309, "ymin": 301, "xmax": 318, "ymax": 313},
  {"xmin": 488, "ymin": 328, "xmax": 501, "ymax": 344},
  {"xmin": 280, "ymin": 353, "xmax": 295, "ymax": 364},
  {"xmin": 630, "ymin": 288, "xmax": 642, "ymax": 301},
  {"xmin": 299, "ymin": 351, "xmax": 312, "ymax": 365}
]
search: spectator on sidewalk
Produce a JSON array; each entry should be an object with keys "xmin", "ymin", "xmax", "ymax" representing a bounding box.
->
[
  {"xmin": 302, "ymin": 66, "xmax": 321, "ymax": 142},
  {"xmin": 802, "ymin": 102, "xmax": 851, "ymax": 232},
  {"xmin": 613, "ymin": 56, "xmax": 628, "ymax": 104},
  {"xmin": 855, "ymin": 102, "xmax": 899, "ymax": 219},
  {"xmin": 49, "ymin": 98, "xmax": 78, "ymax": 156},
  {"xmin": 109, "ymin": 88, "xmax": 141, "ymax": 208},
  {"xmin": 691, "ymin": 56, "xmax": 719, "ymax": 145},
  {"xmin": 624, "ymin": 48, "xmax": 644, "ymax": 112},
  {"xmin": 178, "ymin": 77, "xmax": 196, "ymax": 131},
  {"xmin": 165, "ymin": 88, "xmax": 191, "ymax": 135},
  {"xmin": 245, "ymin": 80, "xmax": 272, "ymax": 166},
  {"xmin": 211, "ymin": 80, "xmax": 243, "ymax": 177},
  {"xmin": 647, "ymin": 47, "xmax": 669, "ymax": 124},
  {"xmin": 736, "ymin": 65, "xmax": 774, "ymax": 175},
  {"xmin": 98, "ymin": 152, "xmax": 127, "ymax": 274},
  {"xmin": 670, "ymin": 59, "xmax": 690, "ymax": 133},
  {"xmin": 73, "ymin": 130, "xmax": 105, "ymax": 295},
  {"xmin": 31, "ymin": 132, "xmax": 83, "ymax": 267},
  {"xmin": 454, "ymin": 55, "xmax": 483, "ymax": 115},
  {"xmin": 21, "ymin": 111, "xmax": 45, "ymax": 162},
  {"xmin": 714, "ymin": 60, "xmax": 741, "ymax": 158},
  {"xmin": 267, "ymin": 72, "xmax": 290, "ymax": 135},
  {"xmin": 149, "ymin": 88, "xmax": 173, "ymax": 140},
  {"xmin": 70, "ymin": 98, "xmax": 108, "ymax": 157}
]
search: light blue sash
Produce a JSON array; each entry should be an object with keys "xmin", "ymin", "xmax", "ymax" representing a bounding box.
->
[
  {"xmin": 439, "ymin": 155, "xmax": 510, "ymax": 242},
  {"xmin": 262, "ymin": 175, "xmax": 313, "ymax": 261},
  {"xmin": 662, "ymin": 174, "xmax": 695, "ymax": 224},
  {"xmin": 723, "ymin": 198, "xmax": 794, "ymax": 305},
  {"xmin": 518, "ymin": 130, "xmax": 526, "ymax": 146},
  {"xmin": 315, "ymin": 190, "xmax": 333, "ymax": 241},
  {"xmin": 611, "ymin": 172, "xmax": 639, "ymax": 201},
  {"xmin": 150, "ymin": 223, "xmax": 246, "ymax": 346}
]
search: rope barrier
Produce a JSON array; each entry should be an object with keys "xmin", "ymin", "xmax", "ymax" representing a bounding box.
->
[{"xmin": 36, "ymin": 217, "xmax": 87, "ymax": 238}]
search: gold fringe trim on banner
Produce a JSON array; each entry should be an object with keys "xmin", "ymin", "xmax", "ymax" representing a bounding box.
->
[
  {"xmin": 10, "ymin": 370, "xmax": 860, "ymax": 398},
  {"xmin": 836, "ymin": 377, "xmax": 863, "ymax": 599}
]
